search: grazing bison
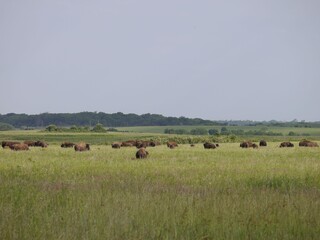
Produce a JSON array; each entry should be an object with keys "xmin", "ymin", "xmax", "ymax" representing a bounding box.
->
[
  {"xmin": 10, "ymin": 143, "xmax": 29, "ymax": 151},
  {"xmin": 203, "ymin": 142, "xmax": 216, "ymax": 149},
  {"xmin": 111, "ymin": 142, "xmax": 121, "ymax": 149},
  {"xmin": 2, "ymin": 141, "xmax": 20, "ymax": 149},
  {"xmin": 280, "ymin": 142, "xmax": 294, "ymax": 148},
  {"xmin": 259, "ymin": 140, "xmax": 267, "ymax": 147},
  {"xmin": 61, "ymin": 142, "xmax": 75, "ymax": 148},
  {"xmin": 136, "ymin": 142, "xmax": 148, "ymax": 149},
  {"xmin": 240, "ymin": 142, "xmax": 253, "ymax": 148},
  {"xmin": 299, "ymin": 140, "xmax": 319, "ymax": 147},
  {"xmin": 121, "ymin": 142, "xmax": 134, "ymax": 147},
  {"xmin": 252, "ymin": 143, "xmax": 259, "ymax": 149},
  {"xmin": 149, "ymin": 141, "xmax": 160, "ymax": 147},
  {"xmin": 24, "ymin": 141, "xmax": 36, "ymax": 147},
  {"xmin": 190, "ymin": 144, "xmax": 195, "ymax": 147},
  {"xmin": 34, "ymin": 141, "xmax": 48, "ymax": 148},
  {"xmin": 74, "ymin": 142, "xmax": 90, "ymax": 152},
  {"xmin": 167, "ymin": 141, "xmax": 178, "ymax": 148},
  {"xmin": 135, "ymin": 148, "xmax": 149, "ymax": 159}
]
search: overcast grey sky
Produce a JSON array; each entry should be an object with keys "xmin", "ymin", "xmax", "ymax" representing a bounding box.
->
[{"xmin": 1, "ymin": 0, "xmax": 319, "ymax": 121}]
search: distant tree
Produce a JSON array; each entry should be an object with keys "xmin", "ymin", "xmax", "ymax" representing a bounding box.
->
[
  {"xmin": 208, "ymin": 128, "xmax": 219, "ymax": 135},
  {"xmin": 220, "ymin": 127, "xmax": 230, "ymax": 135},
  {"xmin": 288, "ymin": 131, "xmax": 298, "ymax": 136},
  {"xmin": 46, "ymin": 124, "xmax": 58, "ymax": 132},
  {"xmin": 0, "ymin": 122, "xmax": 15, "ymax": 131},
  {"xmin": 190, "ymin": 128, "xmax": 208, "ymax": 135},
  {"xmin": 92, "ymin": 123, "xmax": 106, "ymax": 132}
]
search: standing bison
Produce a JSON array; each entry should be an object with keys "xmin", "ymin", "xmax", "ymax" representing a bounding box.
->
[
  {"xmin": 259, "ymin": 140, "xmax": 267, "ymax": 147},
  {"xmin": 136, "ymin": 148, "xmax": 149, "ymax": 159},
  {"xmin": 167, "ymin": 142, "xmax": 178, "ymax": 148},
  {"xmin": 10, "ymin": 143, "xmax": 29, "ymax": 151},
  {"xmin": 74, "ymin": 142, "xmax": 90, "ymax": 151},
  {"xmin": 34, "ymin": 141, "xmax": 48, "ymax": 148},
  {"xmin": 2, "ymin": 141, "xmax": 20, "ymax": 149},
  {"xmin": 203, "ymin": 142, "xmax": 216, "ymax": 149},
  {"xmin": 111, "ymin": 142, "xmax": 121, "ymax": 149},
  {"xmin": 240, "ymin": 142, "xmax": 253, "ymax": 148}
]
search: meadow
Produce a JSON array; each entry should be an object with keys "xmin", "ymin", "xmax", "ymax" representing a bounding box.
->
[{"xmin": 0, "ymin": 131, "xmax": 320, "ymax": 239}]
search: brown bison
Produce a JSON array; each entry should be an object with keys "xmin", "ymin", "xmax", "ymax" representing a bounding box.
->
[
  {"xmin": 24, "ymin": 141, "xmax": 36, "ymax": 147},
  {"xmin": 61, "ymin": 142, "xmax": 75, "ymax": 148},
  {"xmin": 259, "ymin": 140, "xmax": 267, "ymax": 147},
  {"xmin": 215, "ymin": 143, "xmax": 219, "ymax": 147},
  {"xmin": 299, "ymin": 140, "xmax": 319, "ymax": 147},
  {"xmin": 167, "ymin": 141, "xmax": 178, "ymax": 148},
  {"xmin": 74, "ymin": 142, "xmax": 90, "ymax": 151},
  {"xmin": 111, "ymin": 142, "xmax": 121, "ymax": 149},
  {"xmin": 136, "ymin": 142, "xmax": 148, "ymax": 149},
  {"xmin": 149, "ymin": 141, "xmax": 160, "ymax": 147},
  {"xmin": 280, "ymin": 142, "xmax": 294, "ymax": 147},
  {"xmin": 2, "ymin": 141, "xmax": 20, "ymax": 149},
  {"xmin": 190, "ymin": 144, "xmax": 195, "ymax": 147},
  {"xmin": 34, "ymin": 141, "xmax": 48, "ymax": 148},
  {"xmin": 203, "ymin": 142, "xmax": 216, "ymax": 149},
  {"xmin": 10, "ymin": 143, "xmax": 29, "ymax": 151},
  {"xmin": 252, "ymin": 143, "xmax": 259, "ymax": 149},
  {"xmin": 135, "ymin": 148, "xmax": 149, "ymax": 159},
  {"xmin": 240, "ymin": 142, "xmax": 253, "ymax": 148},
  {"xmin": 121, "ymin": 141, "xmax": 134, "ymax": 147}
]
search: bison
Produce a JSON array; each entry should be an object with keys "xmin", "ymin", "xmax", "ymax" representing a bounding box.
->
[
  {"xmin": 149, "ymin": 141, "xmax": 160, "ymax": 147},
  {"xmin": 24, "ymin": 141, "xmax": 36, "ymax": 147},
  {"xmin": 2, "ymin": 141, "xmax": 20, "ymax": 149},
  {"xmin": 259, "ymin": 140, "xmax": 267, "ymax": 147},
  {"xmin": 61, "ymin": 142, "xmax": 75, "ymax": 148},
  {"xmin": 74, "ymin": 142, "xmax": 90, "ymax": 151},
  {"xmin": 240, "ymin": 142, "xmax": 253, "ymax": 148},
  {"xmin": 299, "ymin": 140, "xmax": 319, "ymax": 147},
  {"xmin": 167, "ymin": 141, "xmax": 178, "ymax": 148},
  {"xmin": 135, "ymin": 148, "xmax": 149, "ymax": 159},
  {"xmin": 280, "ymin": 142, "xmax": 294, "ymax": 148},
  {"xmin": 203, "ymin": 142, "xmax": 216, "ymax": 149},
  {"xmin": 10, "ymin": 143, "xmax": 29, "ymax": 151},
  {"xmin": 252, "ymin": 143, "xmax": 259, "ymax": 149},
  {"xmin": 34, "ymin": 141, "xmax": 48, "ymax": 148},
  {"xmin": 121, "ymin": 142, "xmax": 134, "ymax": 147},
  {"xmin": 111, "ymin": 142, "xmax": 121, "ymax": 149}
]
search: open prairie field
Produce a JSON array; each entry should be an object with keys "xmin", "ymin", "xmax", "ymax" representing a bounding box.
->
[
  {"xmin": 118, "ymin": 125, "xmax": 320, "ymax": 136},
  {"xmin": 1, "ymin": 131, "xmax": 320, "ymax": 239}
]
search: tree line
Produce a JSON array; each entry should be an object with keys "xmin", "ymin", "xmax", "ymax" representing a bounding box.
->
[
  {"xmin": 0, "ymin": 112, "xmax": 220, "ymax": 128},
  {"xmin": 0, "ymin": 112, "xmax": 319, "ymax": 130}
]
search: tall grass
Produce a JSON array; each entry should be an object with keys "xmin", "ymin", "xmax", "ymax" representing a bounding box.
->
[{"xmin": 0, "ymin": 140, "xmax": 320, "ymax": 239}]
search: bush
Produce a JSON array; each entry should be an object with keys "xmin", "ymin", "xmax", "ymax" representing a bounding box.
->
[
  {"xmin": 92, "ymin": 123, "xmax": 106, "ymax": 132},
  {"xmin": 46, "ymin": 124, "xmax": 58, "ymax": 132},
  {"xmin": 208, "ymin": 129, "xmax": 219, "ymax": 135}
]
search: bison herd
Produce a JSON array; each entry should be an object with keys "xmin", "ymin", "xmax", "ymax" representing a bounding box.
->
[{"xmin": 1, "ymin": 139, "xmax": 319, "ymax": 159}]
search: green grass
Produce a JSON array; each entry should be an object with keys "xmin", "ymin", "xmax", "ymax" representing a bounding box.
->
[
  {"xmin": 118, "ymin": 125, "xmax": 320, "ymax": 136},
  {"xmin": 0, "ymin": 132, "xmax": 320, "ymax": 239}
]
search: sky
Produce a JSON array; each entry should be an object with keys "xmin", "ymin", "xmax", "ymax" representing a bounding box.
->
[{"xmin": 1, "ymin": 0, "xmax": 320, "ymax": 121}]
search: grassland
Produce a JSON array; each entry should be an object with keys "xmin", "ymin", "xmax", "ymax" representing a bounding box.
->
[
  {"xmin": 0, "ymin": 131, "xmax": 320, "ymax": 239},
  {"xmin": 118, "ymin": 125, "xmax": 320, "ymax": 136}
]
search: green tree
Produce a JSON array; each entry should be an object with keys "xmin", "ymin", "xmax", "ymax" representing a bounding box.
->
[
  {"xmin": 46, "ymin": 124, "xmax": 58, "ymax": 132},
  {"xmin": 92, "ymin": 123, "xmax": 106, "ymax": 132},
  {"xmin": 208, "ymin": 128, "xmax": 219, "ymax": 135},
  {"xmin": 0, "ymin": 122, "xmax": 15, "ymax": 131}
]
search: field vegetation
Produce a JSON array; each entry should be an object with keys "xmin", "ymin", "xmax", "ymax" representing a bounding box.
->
[{"xmin": 0, "ymin": 130, "xmax": 320, "ymax": 239}]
